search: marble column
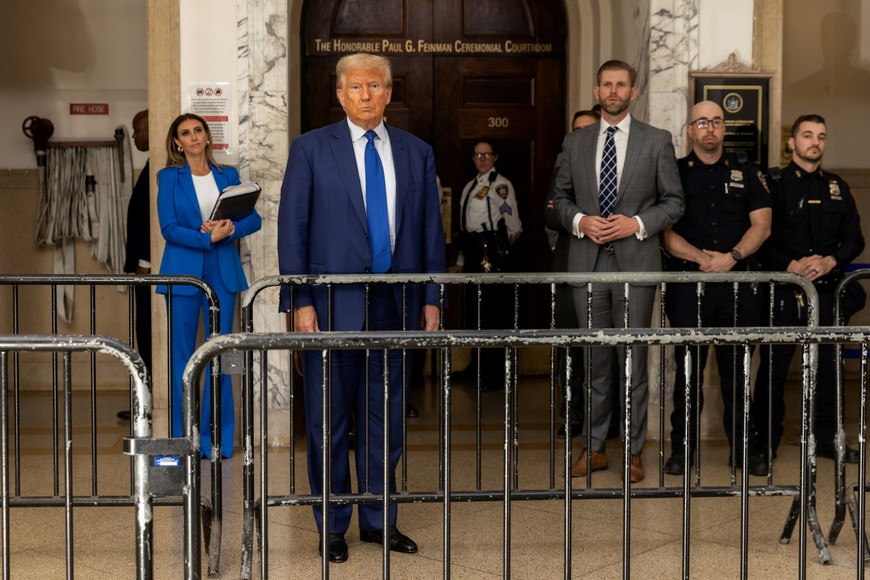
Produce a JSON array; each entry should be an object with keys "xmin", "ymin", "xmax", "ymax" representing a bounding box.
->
[
  {"xmin": 647, "ymin": 0, "xmax": 700, "ymax": 156},
  {"xmin": 237, "ymin": 0, "xmax": 293, "ymax": 444}
]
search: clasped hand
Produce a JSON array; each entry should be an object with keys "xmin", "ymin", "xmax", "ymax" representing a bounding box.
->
[
  {"xmin": 580, "ymin": 214, "xmax": 638, "ymax": 244},
  {"xmin": 201, "ymin": 219, "xmax": 235, "ymax": 243}
]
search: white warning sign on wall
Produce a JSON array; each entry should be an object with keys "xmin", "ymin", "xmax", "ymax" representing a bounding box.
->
[{"xmin": 188, "ymin": 82, "xmax": 231, "ymax": 152}]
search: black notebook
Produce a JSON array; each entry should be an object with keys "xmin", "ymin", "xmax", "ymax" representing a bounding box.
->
[{"xmin": 209, "ymin": 182, "xmax": 261, "ymax": 221}]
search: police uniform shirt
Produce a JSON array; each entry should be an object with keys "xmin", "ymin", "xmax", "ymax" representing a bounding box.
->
[
  {"xmin": 762, "ymin": 161, "xmax": 864, "ymax": 275},
  {"xmin": 459, "ymin": 168, "xmax": 523, "ymax": 241},
  {"xmin": 672, "ymin": 151, "xmax": 771, "ymax": 256}
]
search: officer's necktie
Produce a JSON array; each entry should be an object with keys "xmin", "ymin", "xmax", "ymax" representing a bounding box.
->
[
  {"xmin": 364, "ymin": 130, "xmax": 392, "ymax": 273},
  {"xmin": 599, "ymin": 125, "xmax": 618, "ymax": 249},
  {"xmin": 599, "ymin": 126, "xmax": 618, "ymax": 217}
]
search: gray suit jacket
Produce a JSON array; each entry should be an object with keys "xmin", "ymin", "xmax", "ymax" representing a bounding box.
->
[{"xmin": 552, "ymin": 117, "xmax": 684, "ymax": 273}]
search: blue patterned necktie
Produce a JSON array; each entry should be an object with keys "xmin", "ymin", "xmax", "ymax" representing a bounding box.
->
[
  {"xmin": 599, "ymin": 126, "xmax": 618, "ymax": 218},
  {"xmin": 364, "ymin": 130, "xmax": 392, "ymax": 273}
]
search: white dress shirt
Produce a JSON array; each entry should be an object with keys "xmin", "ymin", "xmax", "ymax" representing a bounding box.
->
[
  {"xmin": 347, "ymin": 118, "xmax": 397, "ymax": 252},
  {"xmin": 572, "ymin": 114, "xmax": 647, "ymax": 240}
]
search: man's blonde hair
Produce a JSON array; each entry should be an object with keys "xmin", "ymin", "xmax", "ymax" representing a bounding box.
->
[{"xmin": 336, "ymin": 53, "xmax": 392, "ymax": 89}]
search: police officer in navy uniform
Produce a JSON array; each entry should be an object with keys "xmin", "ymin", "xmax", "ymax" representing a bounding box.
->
[
  {"xmin": 450, "ymin": 140, "xmax": 522, "ymax": 391},
  {"xmin": 749, "ymin": 113, "xmax": 865, "ymax": 474},
  {"xmin": 661, "ymin": 101, "xmax": 772, "ymax": 475}
]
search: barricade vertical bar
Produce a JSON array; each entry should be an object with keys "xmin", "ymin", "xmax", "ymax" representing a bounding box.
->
[
  {"xmin": 857, "ymin": 341, "xmax": 867, "ymax": 579},
  {"xmin": 183, "ymin": 355, "xmax": 201, "ymax": 580},
  {"xmin": 90, "ymin": 285, "xmax": 99, "ymax": 496},
  {"xmin": 563, "ymin": 345, "xmax": 573, "ymax": 578},
  {"xmin": 364, "ymin": 284, "xmax": 372, "ymax": 494},
  {"xmin": 511, "ymin": 283, "xmax": 520, "ymax": 490},
  {"xmin": 680, "ymin": 348, "xmax": 692, "ymax": 579},
  {"xmin": 259, "ymin": 348, "xmax": 269, "ymax": 580},
  {"xmin": 441, "ymin": 344, "xmax": 452, "ymax": 579},
  {"xmin": 1, "ymin": 351, "xmax": 9, "ymax": 580},
  {"xmin": 239, "ymin": 282, "xmax": 258, "ymax": 580},
  {"xmin": 502, "ymin": 340, "xmax": 513, "ymax": 579},
  {"xmin": 584, "ymin": 282, "xmax": 593, "ymax": 485},
  {"xmin": 400, "ymin": 285, "xmax": 409, "ymax": 494},
  {"xmin": 381, "ymin": 348, "xmax": 391, "ymax": 577},
  {"xmin": 622, "ymin": 282, "xmax": 632, "ymax": 580},
  {"xmin": 239, "ymin": 333, "xmax": 255, "ymax": 580},
  {"xmin": 130, "ymin": 353, "xmax": 153, "ymax": 580},
  {"xmin": 765, "ymin": 282, "xmax": 775, "ymax": 482},
  {"xmin": 167, "ymin": 288, "xmax": 174, "ymax": 439},
  {"xmin": 548, "ymin": 282, "xmax": 557, "ymax": 489},
  {"xmin": 62, "ymin": 351, "xmax": 74, "ymax": 579},
  {"xmin": 799, "ymin": 344, "xmax": 811, "ymax": 579},
  {"xmin": 739, "ymin": 345, "xmax": 750, "ymax": 580},
  {"xmin": 11, "ymin": 287, "xmax": 20, "ymax": 497},
  {"xmin": 51, "ymin": 286, "xmax": 60, "ymax": 497},
  {"xmin": 206, "ymin": 294, "xmax": 222, "ymax": 577},
  {"xmin": 475, "ymin": 282, "xmax": 483, "ymax": 491},
  {"xmin": 320, "ymin": 349, "xmax": 330, "ymax": 579},
  {"xmin": 731, "ymin": 282, "xmax": 740, "ymax": 480},
  {"xmin": 658, "ymin": 281, "xmax": 667, "ymax": 487}
]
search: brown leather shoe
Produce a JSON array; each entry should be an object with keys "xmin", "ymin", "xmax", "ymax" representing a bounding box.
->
[
  {"xmin": 571, "ymin": 449, "xmax": 608, "ymax": 477},
  {"xmin": 629, "ymin": 454, "xmax": 644, "ymax": 483}
]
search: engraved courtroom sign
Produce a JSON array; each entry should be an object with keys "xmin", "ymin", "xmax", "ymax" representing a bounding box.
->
[{"xmin": 311, "ymin": 38, "xmax": 554, "ymax": 55}]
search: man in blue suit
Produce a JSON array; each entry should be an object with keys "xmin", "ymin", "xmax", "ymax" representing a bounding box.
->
[{"xmin": 277, "ymin": 53, "xmax": 446, "ymax": 563}]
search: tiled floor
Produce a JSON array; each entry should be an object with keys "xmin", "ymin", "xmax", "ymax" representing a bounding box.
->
[{"xmin": 4, "ymin": 379, "xmax": 866, "ymax": 579}]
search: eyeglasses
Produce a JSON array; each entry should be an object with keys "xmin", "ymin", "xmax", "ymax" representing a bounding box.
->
[
  {"xmin": 346, "ymin": 82, "xmax": 384, "ymax": 94},
  {"xmin": 691, "ymin": 118, "xmax": 725, "ymax": 129},
  {"xmin": 472, "ymin": 152, "xmax": 495, "ymax": 160}
]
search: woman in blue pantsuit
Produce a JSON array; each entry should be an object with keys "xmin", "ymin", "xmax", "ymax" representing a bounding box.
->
[{"xmin": 156, "ymin": 113, "xmax": 261, "ymax": 459}]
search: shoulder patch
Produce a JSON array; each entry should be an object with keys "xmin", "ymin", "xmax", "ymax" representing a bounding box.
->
[
  {"xmin": 496, "ymin": 184, "xmax": 509, "ymax": 199},
  {"xmin": 757, "ymin": 170, "xmax": 770, "ymax": 194}
]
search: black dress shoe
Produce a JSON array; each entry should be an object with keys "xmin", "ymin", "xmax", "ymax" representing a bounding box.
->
[
  {"xmin": 664, "ymin": 452, "xmax": 693, "ymax": 475},
  {"xmin": 360, "ymin": 526, "xmax": 418, "ymax": 554},
  {"xmin": 116, "ymin": 410, "xmax": 131, "ymax": 421},
  {"xmin": 318, "ymin": 533, "xmax": 348, "ymax": 563},
  {"xmin": 748, "ymin": 451, "xmax": 776, "ymax": 477},
  {"xmin": 817, "ymin": 443, "xmax": 860, "ymax": 464},
  {"xmin": 406, "ymin": 404, "xmax": 419, "ymax": 418}
]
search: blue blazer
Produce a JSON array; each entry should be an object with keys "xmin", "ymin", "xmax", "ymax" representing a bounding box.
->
[
  {"xmin": 277, "ymin": 120, "xmax": 446, "ymax": 331},
  {"xmin": 156, "ymin": 163, "xmax": 262, "ymax": 296}
]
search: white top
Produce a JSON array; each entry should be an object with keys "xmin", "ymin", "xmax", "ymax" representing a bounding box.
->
[
  {"xmin": 346, "ymin": 119, "xmax": 397, "ymax": 252},
  {"xmin": 192, "ymin": 171, "xmax": 220, "ymax": 223}
]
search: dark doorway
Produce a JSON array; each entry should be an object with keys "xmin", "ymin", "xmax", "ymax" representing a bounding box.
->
[{"xmin": 302, "ymin": 0, "xmax": 566, "ymax": 327}]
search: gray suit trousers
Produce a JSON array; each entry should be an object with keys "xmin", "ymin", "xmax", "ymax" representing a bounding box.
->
[{"xmin": 573, "ymin": 248, "xmax": 655, "ymax": 455}]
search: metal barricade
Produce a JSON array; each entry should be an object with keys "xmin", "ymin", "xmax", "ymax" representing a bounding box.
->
[
  {"xmin": 234, "ymin": 272, "xmax": 848, "ymax": 579},
  {"xmin": 0, "ymin": 333, "xmax": 198, "ymax": 580},
  {"xmin": 827, "ymin": 269, "xmax": 870, "ymax": 572},
  {"xmin": 0, "ymin": 275, "xmax": 225, "ymax": 577}
]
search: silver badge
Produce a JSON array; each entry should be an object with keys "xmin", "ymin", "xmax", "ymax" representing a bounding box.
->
[
  {"xmin": 829, "ymin": 180, "xmax": 842, "ymax": 200},
  {"xmin": 730, "ymin": 169, "xmax": 744, "ymax": 182}
]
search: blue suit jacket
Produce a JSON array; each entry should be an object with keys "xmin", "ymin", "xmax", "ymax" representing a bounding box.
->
[
  {"xmin": 277, "ymin": 120, "xmax": 446, "ymax": 331},
  {"xmin": 156, "ymin": 163, "xmax": 262, "ymax": 295}
]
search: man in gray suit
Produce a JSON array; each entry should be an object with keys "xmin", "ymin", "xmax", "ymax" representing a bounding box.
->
[{"xmin": 552, "ymin": 60, "xmax": 684, "ymax": 482}]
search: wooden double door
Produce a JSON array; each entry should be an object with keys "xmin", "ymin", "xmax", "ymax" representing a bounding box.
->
[{"xmin": 302, "ymin": 0, "xmax": 566, "ymax": 326}]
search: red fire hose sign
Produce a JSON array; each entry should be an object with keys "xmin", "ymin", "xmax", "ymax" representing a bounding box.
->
[{"xmin": 70, "ymin": 103, "xmax": 109, "ymax": 115}]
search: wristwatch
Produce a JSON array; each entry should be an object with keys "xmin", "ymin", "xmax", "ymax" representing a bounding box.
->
[{"xmin": 730, "ymin": 249, "xmax": 744, "ymax": 262}]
